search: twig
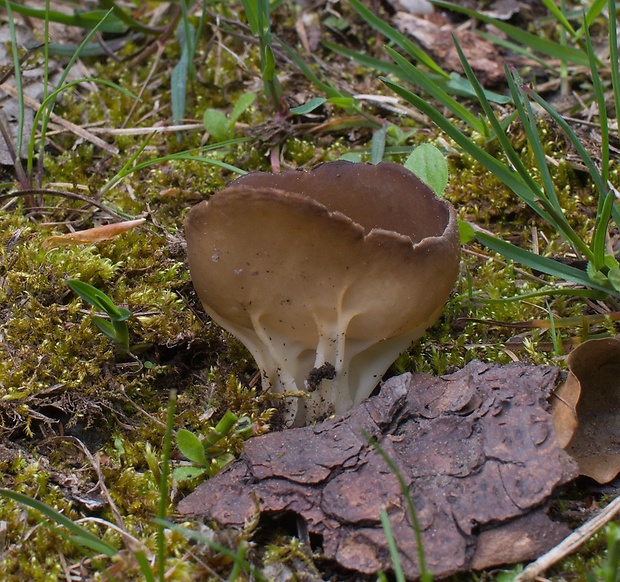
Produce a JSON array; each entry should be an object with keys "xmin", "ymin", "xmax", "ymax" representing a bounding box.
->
[
  {"xmin": 0, "ymin": 189, "xmax": 129, "ymax": 220},
  {"xmin": 86, "ymin": 123, "xmax": 204, "ymax": 135},
  {"xmin": 58, "ymin": 437, "xmax": 127, "ymax": 533},
  {"xmin": 515, "ymin": 494, "xmax": 620, "ymax": 581},
  {"xmin": 0, "ymin": 82, "xmax": 118, "ymax": 154},
  {"xmin": 0, "ymin": 109, "xmax": 30, "ymax": 190}
]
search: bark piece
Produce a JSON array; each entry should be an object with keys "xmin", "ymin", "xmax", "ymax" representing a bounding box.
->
[{"xmin": 178, "ymin": 361, "xmax": 577, "ymax": 580}]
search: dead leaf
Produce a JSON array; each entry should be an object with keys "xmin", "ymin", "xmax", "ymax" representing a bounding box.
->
[
  {"xmin": 179, "ymin": 361, "xmax": 577, "ymax": 580},
  {"xmin": 551, "ymin": 336, "xmax": 620, "ymax": 484},
  {"xmin": 42, "ymin": 219, "xmax": 146, "ymax": 250},
  {"xmin": 480, "ymin": 0, "xmax": 522, "ymax": 20},
  {"xmin": 393, "ymin": 13, "xmax": 506, "ymax": 86}
]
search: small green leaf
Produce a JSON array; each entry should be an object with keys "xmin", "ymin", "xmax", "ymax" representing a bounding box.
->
[
  {"xmin": 171, "ymin": 23, "xmax": 194, "ymax": 128},
  {"xmin": 262, "ymin": 44, "xmax": 277, "ymax": 80},
  {"xmin": 458, "ymin": 220, "xmax": 475, "ymax": 244},
  {"xmin": 92, "ymin": 317, "xmax": 115, "ymax": 338},
  {"xmin": 587, "ymin": 261, "xmax": 609, "ymax": 286},
  {"xmin": 605, "ymin": 254, "xmax": 620, "ymax": 270},
  {"xmin": 207, "ymin": 453, "xmax": 235, "ymax": 477},
  {"xmin": 67, "ymin": 279, "xmax": 130, "ymax": 320},
  {"xmin": 230, "ymin": 93, "xmax": 256, "ymax": 125},
  {"xmin": 172, "ymin": 466, "xmax": 207, "ymax": 482},
  {"xmin": 290, "ymin": 97, "xmax": 327, "ymax": 115},
  {"xmin": 323, "ymin": 16, "xmax": 350, "ymax": 31},
  {"xmin": 203, "ymin": 109, "xmax": 231, "ymax": 142},
  {"xmin": 234, "ymin": 416, "xmax": 254, "ymax": 439},
  {"xmin": 327, "ymin": 96, "xmax": 358, "ymax": 109},
  {"xmin": 404, "ymin": 144, "xmax": 448, "ymax": 196},
  {"xmin": 91, "ymin": 318, "xmax": 129, "ymax": 350},
  {"xmin": 339, "ymin": 152, "xmax": 362, "ymax": 163},
  {"xmin": 608, "ymin": 267, "xmax": 620, "ymax": 292},
  {"xmin": 371, "ymin": 125, "xmax": 387, "ymax": 165},
  {"xmin": 114, "ymin": 438, "xmax": 125, "ymax": 454},
  {"xmin": 177, "ymin": 429, "xmax": 208, "ymax": 465}
]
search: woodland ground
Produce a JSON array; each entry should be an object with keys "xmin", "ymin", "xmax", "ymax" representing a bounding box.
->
[{"xmin": 0, "ymin": 0, "xmax": 619, "ymax": 580}]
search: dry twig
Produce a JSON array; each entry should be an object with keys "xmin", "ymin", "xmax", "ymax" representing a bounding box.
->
[{"xmin": 515, "ymin": 494, "xmax": 620, "ymax": 581}]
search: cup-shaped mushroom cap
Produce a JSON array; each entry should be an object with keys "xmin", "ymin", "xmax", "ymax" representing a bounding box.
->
[{"xmin": 185, "ymin": 161, "xmax": 460, "ymax": 426}]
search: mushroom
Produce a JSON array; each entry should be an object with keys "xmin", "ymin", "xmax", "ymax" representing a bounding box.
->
[{"xmin": 185, "ymin": 161, "xmax": 460, "ymax": 426}]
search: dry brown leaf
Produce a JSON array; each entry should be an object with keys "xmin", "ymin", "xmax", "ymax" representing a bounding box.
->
[
  {"xmin": 393, "ymin": 13, "xmax": 505, "ymax": 86},
  {"xmin": 42, "ymin": 219, "xmax": 146, "ymax": 250},
  {"xmin": 551, "ymin": 336, "xmax": 620, "ymax": 484}
]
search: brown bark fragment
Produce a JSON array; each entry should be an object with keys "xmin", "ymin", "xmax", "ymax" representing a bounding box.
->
[{"xmin": 178, "ymin": 361, "xmax": 577, "ymax": 580}]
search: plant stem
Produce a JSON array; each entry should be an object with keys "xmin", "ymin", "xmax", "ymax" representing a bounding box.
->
[{"xmin": 157, "ymin": 390, "xmax": 177, "ymax": 581}]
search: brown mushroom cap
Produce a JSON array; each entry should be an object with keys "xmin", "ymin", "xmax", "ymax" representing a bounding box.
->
[{"xmin": 185, "ymin": 161, "xmax": 460, "ymax": 426}]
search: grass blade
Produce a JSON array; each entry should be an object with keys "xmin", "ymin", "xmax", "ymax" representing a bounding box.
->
[
  {"xmin": 475, "ymin": 30, "xmax": 557, "ymax": 72},
  {"xmin": 450, "ymin": 39, "xmax": 549, "ymax": 203},
  {"xmin": 504, "ymin": 69, "xmax": 564, "ymax": 215},
  {"xmin": 325, "ymin": 40, "xmax": 509, "ymax": 104},
  {"xmin": 475, "ymin": 231, "xmax": 620, "ymax": 297},
  {"xmin": 100, "ymin": 137, "xmax": 248, "ymax": 198},
  {"xmin": 28, "ymin": 7, "xmax": 120, "ymax": 181},
  {"xmin": 171, "ymin": 21, "xmax": 192, "ymax": 132},
  {"xmin": 155, "ymin": 519, "xmax": 268, "ymax": 581},
  {"xmin": 538, "ymin": 0, "xmax": 577, "ymax": 39},
  {"xmin": 68, "ymin": 534, "xmax": 120, "ymax": 557},
  {"xmin": 431, "ymin": 0, "xmax": 592, "ymax": 66},
  {"xmin": 135, "ymin": 550, "xmax": 156, "ymax": 582},
  {"xmin": 5, "ymin": 0, "xmax": 25, "ymax": 165},
  {"xmin": 369, "ymin": 437, "xmax": 432, "ymax": 581},
  {"xmin": 349, "ymin": 0, "xmax": 447, "ymax": 77},
  {"xmin": 98, "ymin": 0, "xmax": 163, "ymax": 35},
  {"xmin": 276, "ymin": 36, "xmax": 346, "ymax": 100},
  {"xmin": 524, "ymin": 91, "xmax": 606, "ymax": 195},
  {"xmin": 576, "ymin": 0, "xmax": 608, "ymax": 37},
  {"xmin": 381, "ymin": 77, "xmax": 559, "ymax": 228},
  {"xmin": 6, "ymin": 1, "xmax": 126, "ymax": 33},
  {"xmin": 583, "ymin": 16, "xmax": 609, "ymax": 186},
  {"xmin": 583, "ymin": 16, "xmax": 613, "ymax": 269},
  {"xmin": 157, "ymin": 391, "xmax": 176, "ymax": 581},
  {"xmin": 240, "ymin": 0, "xmax": 259, "ymax": 35},
  {"xmin": 0, "ymin": 488, "xmax": 117, "ymax": 557},
  {"xmin": 523, "ymin": 86, "xmax": 620, "ymax": 236},
  {"xmin": 28, "ymin": 77, "xmax": 139, "ymax": 179},
  {"xmin": 608, "ymin": 0, "xmax": 620, "ymax": 126},
  {"xmin": 323, "ymin": 40, "xmax": 402, "ymax": 77},
  {"xmin": 380, "ymin": 509, "xmax": 407, "ymax": 582},
  {"xmin": 386, "ymin": 47, "xmax": 486, "ymax": 134}
]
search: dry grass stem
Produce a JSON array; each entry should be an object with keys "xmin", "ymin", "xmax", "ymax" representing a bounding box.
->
[
  {"xmin": 516, "ymin": 494, "xmax": 620, "ymax": 581},
  {"xmin": 0, "ymin": 82, "xmax": 118, "ymax": 154}
]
